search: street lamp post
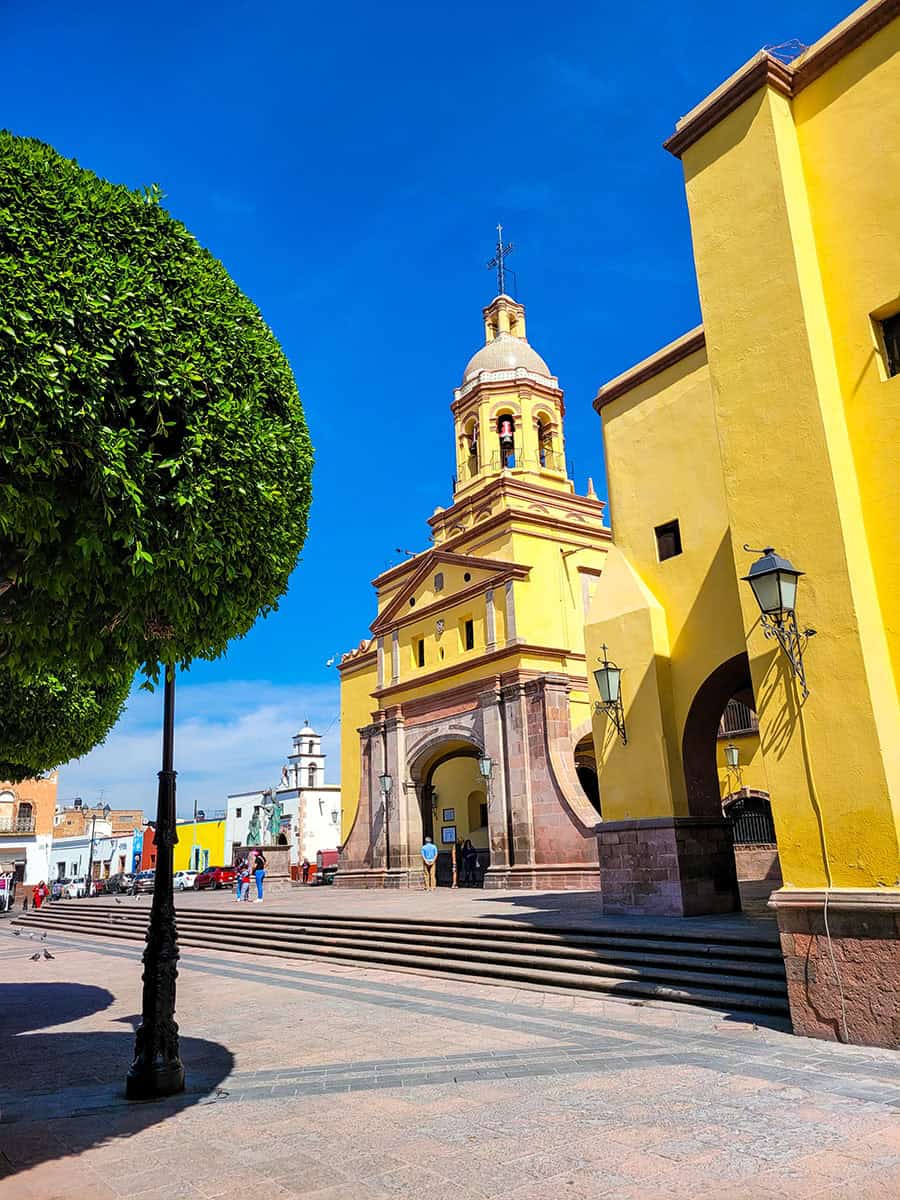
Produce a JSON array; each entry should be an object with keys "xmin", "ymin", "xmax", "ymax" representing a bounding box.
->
[
  {"xmin": 379, "ymin": 772, "xmax": 392, "ymax": 871},
  {"xmin": 85, "ymin": 813, "xmax": 97, "ymax": 894},
  {"xmin": 126, "ymin": 665, "xmax": 185, "ymax": 1100}
]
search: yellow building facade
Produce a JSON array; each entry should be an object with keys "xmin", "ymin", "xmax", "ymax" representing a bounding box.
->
[
  {"xmin": 586, "ymin": 0, "xmax": 900, "ymax": 1046},
  {"xmin": 173, "ymin": 818, "xmax": 226, "ymax": 873},
  {"xmin": 339, "ymin": 294, "xmax": 610, "ymax": 888}
]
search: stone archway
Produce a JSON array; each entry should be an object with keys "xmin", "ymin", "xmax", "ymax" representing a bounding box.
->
[
  {"xmin": 419, "ymin": 746, "xmax": 490, "ymax": 887},
  {"xmin": 682, "ymin": 653, "xmax": 754, "ymax": 818}
]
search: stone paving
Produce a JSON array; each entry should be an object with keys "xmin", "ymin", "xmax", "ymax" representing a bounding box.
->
[{"xmin": 0, "ymin": 921, "xmax": 898, "ymax": 1200}]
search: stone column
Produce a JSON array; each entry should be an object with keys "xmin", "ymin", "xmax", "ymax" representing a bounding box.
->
[
  {"xmin": 500, "ymin": 678, "xmax": 535, "ymax": 865},
  {"xmin": 485, "ymin": 587, "xmax": 496, "ymax": 651},
  {"xmin": 376, "ymin": 636, "xmax": 385, "ymax": 689},
  {"xmin": 479, "ymin": 681, "xmax": 509, "ymax": 868},
  {"xmin": 504, "ymin": 580, "xmax": 517, "ymax": 644}
]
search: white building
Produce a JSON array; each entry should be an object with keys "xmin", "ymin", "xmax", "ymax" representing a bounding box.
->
[
  {"xmin": 225, "ymin": 722, "xmax": 341, "ymax": 866},
  {"xmin": 49, "ymin": 822, "xmax": 134, "ymax": 881}
]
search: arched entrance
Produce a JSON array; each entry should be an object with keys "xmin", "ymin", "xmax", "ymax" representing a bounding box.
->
[
  {"xmin": 420, "ymin": 748, "xmax": 490, "ymax": 887},
  {"xmin": 574, "ymin": 733, "xmax": 601, "ymax": 816},
  {"xmin": 682, "ymin": 653, "xmax": 781, "ymax": 916}
]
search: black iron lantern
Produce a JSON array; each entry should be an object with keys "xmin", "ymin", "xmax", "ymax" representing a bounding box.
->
[
  {"xmin": 742, "ymin": 548, "xmax": 802, "ymax": 619},
  {"xmin": 742, "ymin": 545, "xmax": 815, "ymax": 698},
  {"xmin": 593, "ymin": 644, "xmax": 627, "ymax": 745}
]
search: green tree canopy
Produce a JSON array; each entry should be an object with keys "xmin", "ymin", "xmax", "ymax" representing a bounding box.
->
[
  {"xmin": 0, "ymin": 663, "xmax": 132, "ymax": 782},
  {"xmin": 0, "ymin": 132, "xmax": 313, "ymax": 680}
]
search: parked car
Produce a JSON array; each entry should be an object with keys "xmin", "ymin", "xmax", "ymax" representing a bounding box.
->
[
  {"xmin": 194, "ymin": 865, "xmax": 236, "ymax": 890},
  {"xmin": 131, "ymin": 869, "xmax": 155, "ymax": 895},
  {"xmin": 50, "ymin": 878, "xmax": 70, "ymax": 901},
  {"xmin": 106, "ymin": 872, "xmax": 134, "ymax": 895},
  {"xmin": 89, "ymin": 877, "xmax": 108, "ymax": 896},
  {"xmin": 64, "ymin": 877, "xmax": 89, "ymax": 899},
  {"xmin": 173, "ymin": 870, "xmax": 199, "ymax": 891}
]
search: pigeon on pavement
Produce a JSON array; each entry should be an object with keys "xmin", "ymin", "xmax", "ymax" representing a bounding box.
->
[
  {"xmin": 30, "ymin": 952, "xmax": 40, "ymax": 961},
  {"xmin": 43, "ymin": 949, "xmax": 54, "ymax": 960},
  {"xmin": 12, "ymin": 929, "xmax": 20, "ymax": 936}
]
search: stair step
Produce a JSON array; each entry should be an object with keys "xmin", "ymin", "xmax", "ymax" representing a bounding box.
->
[
  {"xmin": 16, "ymin": 908, "xmax": 790, "ymax": 1015},
  {"xmin": 24, "ymin": 912, "xmax": 787, "ymax": 996},
  {"xmin": 16, "ymin": 914, "xmax": 789, "ymax": 1014}
]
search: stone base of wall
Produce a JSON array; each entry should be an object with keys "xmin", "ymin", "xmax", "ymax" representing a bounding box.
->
[
  {"xmin": 771, "ymin": 889, "xmax": 900, "ymax": 1049},
  {"xmin": 333, "ymin": 867, "xmax": 424, "ymax": 890},
  {"xmin": 483, "ymin": 864, "xmax": 602, "ymax": 891},
  {"xmin": 597, "ymin": 817, "xmax": 740, "ymax": 916},
  {"xmin": 734, "ymin": 843, "xmax": 781, "ymax": 884}
]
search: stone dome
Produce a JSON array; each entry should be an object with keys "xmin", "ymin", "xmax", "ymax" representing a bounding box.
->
[{"xmin": 463, "ymin": 332, "xmax": 551, "ymax": 382}]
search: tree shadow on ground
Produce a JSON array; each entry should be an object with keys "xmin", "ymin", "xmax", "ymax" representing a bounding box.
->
[{"xmin": 0, "ymin": 982, "xmax": 234, "ymax": 1179}]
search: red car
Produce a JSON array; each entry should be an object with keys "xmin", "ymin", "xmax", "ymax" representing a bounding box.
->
[{"xmin": 194, "ymin": 865, "xmax": 236, "ymax": 890}]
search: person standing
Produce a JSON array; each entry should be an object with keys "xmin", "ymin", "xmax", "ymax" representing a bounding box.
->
[
  {"xmin": 253, "ymin": 849, "xmax": 267, "ymax": 903},
  {"xmin": 234, "ymin": 858, "xmax": 245, "ymax": 902},
  {"xmin": 420, "ymin": 837, "xmax": 438, "ymax": 891},
  {"xmin": 301, "ymin": 858, "xmax": 310, "ymax": 884},
  {"xmin": 240, "ymin": 861, "xmax": 252, "ymax": 902},
  {"xmin": 461, "ymin": 841, "xmax": 478, "ymax": 887}
]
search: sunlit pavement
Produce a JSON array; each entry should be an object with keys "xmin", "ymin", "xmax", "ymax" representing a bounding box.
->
[{"xmin": 1, "ymin": 925, "xmax": 898, "ymax": 1200}]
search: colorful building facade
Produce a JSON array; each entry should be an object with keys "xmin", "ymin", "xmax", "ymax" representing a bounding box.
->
[
  {"xmin": 339, "ymin": 293, "xmax": 611, "ymax": 888},
  {"xmin": 0, "ymin": 772, "xmax": 57, "ymax": 892},
  {"xmin": 586, "ymin": 0, "xmax": 900, "ymax": 1046}
]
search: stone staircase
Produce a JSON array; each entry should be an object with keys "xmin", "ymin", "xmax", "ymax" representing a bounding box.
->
[{"xmin": 16, "ymin": 902, "xmax": 790, "ymax": 1020}]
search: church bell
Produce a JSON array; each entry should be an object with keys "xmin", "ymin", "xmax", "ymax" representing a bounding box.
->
[{"xmin": 498, "ymin": 417, "xmax": 514, "ymax": 448}]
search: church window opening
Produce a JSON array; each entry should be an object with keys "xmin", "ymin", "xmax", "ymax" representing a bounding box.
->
[
  {"xmin": 236, "ymin": 807, "xmax": 242, "ymax": 819},
  {"xmin": 463, "ymin": 618, "xmax": 475, "ymax": 651},
  {"xmin": 434, "ymin": 572, "xmax": 444, "ymax": 592},
  {"xmin": 878, "ymin": 312, "xmax": 900, "ymax": 377},
  {"xmin": 464, "ymin": 420, "xmax": 479, "ymax": 476},
  {"xmin": 308, "ymin": 764, "xmax": 316, "ymax": 787},
  {"xmin": 463, "ymin": 572, "xmax": 471, "ymax": 582},
  {"xmin": 536, "ymin": 418, "xmax": 554, "ymax": 468},
  {"xmin": 655, "ymin": 519, "xmax": 682, "ymax": 562},
  {"xmin": 409, "ymin": 596, "xmax": 416, "ymax": 607},
  {"xmin": 416, "ymin": 638, "xmax": 425, "ymax": 668},
  {"xmin": 308, "ymin": 739, "xmax": 314, "ymax": 753},
  {"xmin": 497, "ymin": 413, "xmax": 516, "ymax": 468}
]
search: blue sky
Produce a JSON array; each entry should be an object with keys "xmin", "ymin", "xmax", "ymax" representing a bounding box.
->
[{"xmin": 3, "ymin": 0, "xmax": 850, "ymax": 814}]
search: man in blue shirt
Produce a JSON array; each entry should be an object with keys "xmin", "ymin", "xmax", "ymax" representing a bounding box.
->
[{"xmin": 420, "ymin": 836, "xmax": 438, "ymax": 891}]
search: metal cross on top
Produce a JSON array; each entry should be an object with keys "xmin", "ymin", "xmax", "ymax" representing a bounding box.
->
[{"xmin": 487, "ymin": 223, "xmax": 514, "ymax": 296}]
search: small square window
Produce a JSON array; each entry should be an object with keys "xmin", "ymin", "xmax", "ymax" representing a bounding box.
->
[
  {"xmin": 879, "ymin": 313, "xmax": 900, "ymax": 378},
  {"xmin": 464, "ymin": 619, "xmax": 474, "ymax": 651},
  {"xmin": 416, "ymin": 638, "xmax": 425, "ymax": 668},
  {"xmin": 236, "ymin": 807, "xmax": 242, "ymax": 819},
  {"xmin": 655, "ymin": 519, "xmax": 682, "ymax": 562}
]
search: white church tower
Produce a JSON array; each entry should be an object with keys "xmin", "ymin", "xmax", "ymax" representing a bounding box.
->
[
  {"xmin": 288, "ymin": 721, "xmax": 325, "ymax": 790},
  {"xmin": 225, "ymin": 720, "xmax": 341, "ymax": 868}
]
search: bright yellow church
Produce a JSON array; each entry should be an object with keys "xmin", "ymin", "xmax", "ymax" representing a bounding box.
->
[{"xmin": 340, "ymin": 0, "xmax": 900, "ymax": 1048}]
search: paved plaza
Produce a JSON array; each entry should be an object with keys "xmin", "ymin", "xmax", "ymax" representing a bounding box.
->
[{"xmin": 1, "ymin": 908, "xmax": 898, "ymax": 1200}]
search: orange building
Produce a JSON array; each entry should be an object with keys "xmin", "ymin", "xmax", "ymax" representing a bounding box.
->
[{"xmin": 0, "ymin": 773, "xmax": 57, "ymax": 895}]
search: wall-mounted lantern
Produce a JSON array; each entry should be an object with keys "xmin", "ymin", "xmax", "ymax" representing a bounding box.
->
[
  {"xmin": 478, "ymin": 753, "xmax": 493, "ymax": 807},
  {"xmin": 331, "ymin": 809, "xmax": 340, "ymax": 825},
  {"xmin": 379, "ymin": 772, "xmax": 392, "ymax": 814},
  {"xmin": 742, "ymin": 546, "xmax": 816, "ymax": 698},
  {"xmin": 724, "ymin": 743, "xmax": 740, "ymax": 770},
  {"xmin": 593, "ymin": 644, "xmax": 627, "ymax": 745}
]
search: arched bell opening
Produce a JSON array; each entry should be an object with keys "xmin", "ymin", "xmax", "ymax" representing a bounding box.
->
[
  {"xmin": 461, "ymin": 417, "xmax": 479, "ymax": 479},
  {"xmin": 497, "ymin": 412, "xmax": 516, "ymax": 469},
  {"xmin": 534, "ymin": 411, "xmax": 558, "ymax": 471}
]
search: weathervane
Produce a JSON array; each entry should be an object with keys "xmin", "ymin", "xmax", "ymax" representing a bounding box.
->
[{"xmin": 487, "ymin": 223, "xmax": 514, "ymax": 296}]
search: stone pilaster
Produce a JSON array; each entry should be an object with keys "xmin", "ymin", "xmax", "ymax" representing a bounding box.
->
[
  {"xmin": 597, "ymin": 817, "xmax": 740, "ymax": 916},
  {"xmin": 771, "ymin": 890, "xmax": 900, "ymax": 1049},
  {"xmin": 500, "ymin": 678, "xmax": 535, "ymax": 866},
  {"xmin": 479, "ymin": 680, "xmax": 510, "ymax": 868}
]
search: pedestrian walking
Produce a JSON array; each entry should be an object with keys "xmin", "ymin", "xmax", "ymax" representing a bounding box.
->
[
  {"xmin": 421, "ymin": 836, "xmax": 438, "ymax": 891},
  {"xmin": 253, "ymin": 850, "xmax": 267, "ymax": 902}
]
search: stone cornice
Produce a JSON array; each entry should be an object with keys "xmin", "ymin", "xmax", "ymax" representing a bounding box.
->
[
  {"xmin": 769, "ymin": 887, "xmax": 900, "ymax": 911},
  {"xmin": 664, "ymin": 1, "xmax": 900, "ymax": 159},
  {"xmin": 593, "ymin": 326, "xmax": 706, "ymax": 412},
  {"xmin": 372, "ymin": 643, "xmax": 587, "ymax": 701}
]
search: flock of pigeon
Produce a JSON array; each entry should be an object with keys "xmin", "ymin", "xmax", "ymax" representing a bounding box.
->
[{"xmin": 12, "ymin": 928, "xmax": 54, "ymax": 960}]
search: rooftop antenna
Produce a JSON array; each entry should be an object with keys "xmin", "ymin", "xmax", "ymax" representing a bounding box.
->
[{"xmin": 487, "ymin": 224, "xmax": 514, "ymax": 296}]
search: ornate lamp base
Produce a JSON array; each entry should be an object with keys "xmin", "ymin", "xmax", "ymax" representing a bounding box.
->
[{"xmin": 125, "ymin": 1054, "xmax": 185, "ymax": 1100}]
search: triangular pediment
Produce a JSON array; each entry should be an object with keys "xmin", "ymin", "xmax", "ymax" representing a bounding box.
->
[{"xmin": 371, "ymin": 549, "xmax": 529, "ymax": 635}]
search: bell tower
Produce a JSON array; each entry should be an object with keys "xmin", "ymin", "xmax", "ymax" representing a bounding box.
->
[{"xmin": 451, "ymin": 290, "xmax": 571, "ymax": 501}]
